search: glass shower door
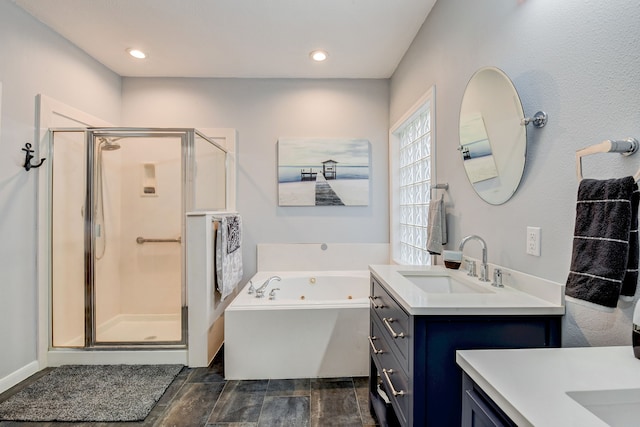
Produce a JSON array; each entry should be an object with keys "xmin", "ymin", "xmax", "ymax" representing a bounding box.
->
[
  {"xmin": 51, "ymin": 130, "xmax": 87, "ymax": 347},
  {"xmin": 91, "ymin": 132, "xmax": 185, "ymax": 345}
]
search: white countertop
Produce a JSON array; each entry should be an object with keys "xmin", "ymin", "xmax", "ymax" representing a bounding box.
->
[
  {"xmin": 457, "ymin": 346, "xmax": 640, "ymax": 427},
  {"xmin": 369, "ymin": 264, "xmax": 565, "ymax": 316}
]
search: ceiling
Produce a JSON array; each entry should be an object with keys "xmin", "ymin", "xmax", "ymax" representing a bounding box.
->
[{"xmin": 14, "ymin": 0, "xmax": 437, "ymax": 79}]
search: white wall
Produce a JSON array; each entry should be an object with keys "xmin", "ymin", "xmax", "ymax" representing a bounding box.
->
[
  {"xmin": 122, "ymin": 78, "xmax": 390, "ymax": 282},
  {"xmin": 0, "ymin": 1, "xmax": 121, "ymax": 384},
  {"xmin": 390, "ymin": 0, "xmax": 640, "ymax": 346}
]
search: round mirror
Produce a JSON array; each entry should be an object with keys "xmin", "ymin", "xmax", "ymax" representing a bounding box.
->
[{"xmin": 459, "ymin": 66, "xmax": 527, "ymax": 205}]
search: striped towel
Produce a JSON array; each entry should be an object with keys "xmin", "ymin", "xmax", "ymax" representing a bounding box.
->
[{"xmin": 566, "ymin": 177, "xmax": 639, "ymax": 308}]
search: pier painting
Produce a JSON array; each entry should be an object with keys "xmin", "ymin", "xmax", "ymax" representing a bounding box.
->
[{"xmin": 278, "ymin": 138, "xmax": 370, "ymax": 206}]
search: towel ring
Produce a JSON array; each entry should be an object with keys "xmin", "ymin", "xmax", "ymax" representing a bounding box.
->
[{"xmin": 430, "ymin": 183, "xmax": 448, "ymax": 200}]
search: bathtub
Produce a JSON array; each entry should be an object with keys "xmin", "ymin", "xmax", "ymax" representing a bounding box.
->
[{"xmin": 224, "ymin": 270, "xmax": 370, "ymax": 380}]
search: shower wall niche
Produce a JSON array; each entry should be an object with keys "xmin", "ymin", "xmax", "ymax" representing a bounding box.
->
[{"xmin": 49, "ymin": 128, "xmax": 227, "ymax": 349}]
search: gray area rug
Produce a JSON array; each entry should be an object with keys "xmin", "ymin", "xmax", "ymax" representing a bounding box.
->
[{"xmin": 0, "ymin": 364, "xmax": 183, "ymax": 422}]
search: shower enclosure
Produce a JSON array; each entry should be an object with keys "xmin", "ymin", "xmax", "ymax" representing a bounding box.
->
[{"xmin": 48, "ymin": 128, "xmax": 227, "ymax": 349}]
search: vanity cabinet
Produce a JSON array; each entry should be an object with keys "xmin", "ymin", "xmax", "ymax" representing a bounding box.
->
[
  {"xmin": 461, "ymin": 373, "xmax": 516, "ymax": 427},
  {"xmin": 368, "ymin": 275, "xmax": 562, "ymax": 426}
]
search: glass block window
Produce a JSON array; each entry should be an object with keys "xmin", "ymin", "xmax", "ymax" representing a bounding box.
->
[{"xmin": 397, "ymin": 106, "xmax": 432, "ymax": 265}]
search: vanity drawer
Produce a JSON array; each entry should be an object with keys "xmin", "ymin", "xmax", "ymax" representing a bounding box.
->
[
  {"xmin": 369, "ymin": 317, "xmax": 392, "ymax": 361},
  {"xmin": 370, "ymin": 321, "xmax": 410, "ymax": 426},
  {"xmin": 370, "ymin": 277, "xmax": 410, "ymax": 364}
]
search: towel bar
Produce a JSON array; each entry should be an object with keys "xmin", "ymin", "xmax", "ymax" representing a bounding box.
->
[
  {"xmin": 575, "ymin": 138, "xmax": 640, "ymax": 180},
  {"xmin": 136, "ymin": 236, "xmax": 181, "ymax": 244}
]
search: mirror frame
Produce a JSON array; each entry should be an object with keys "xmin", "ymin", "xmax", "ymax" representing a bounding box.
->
[{"xmin": 458, "ymin": 66, "xmax": 527, "ymax": 205}]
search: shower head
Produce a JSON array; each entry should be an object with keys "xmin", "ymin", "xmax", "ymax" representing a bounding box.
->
[{"xmin": 98, "ymin": 137, "xmax": 121, "ymax": 151}]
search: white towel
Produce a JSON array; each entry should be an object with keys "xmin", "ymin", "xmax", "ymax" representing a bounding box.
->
[
  {"xmin": 215, "ymin": 215, "xmax": 243, "ymax": 300},
  {"xmin": 427, "ymin": 195, "xmax": 447, "ymax": 255}
]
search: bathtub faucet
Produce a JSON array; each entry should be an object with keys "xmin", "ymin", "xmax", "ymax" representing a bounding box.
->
[{"xmin": 256, "ymin": 276, "xmax": 281, "ymax": 298}]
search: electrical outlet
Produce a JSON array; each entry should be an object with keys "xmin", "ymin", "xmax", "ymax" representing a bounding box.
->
[{"xmin": 527, "ymin": 226, "xmax": 541, "ymax": 256}]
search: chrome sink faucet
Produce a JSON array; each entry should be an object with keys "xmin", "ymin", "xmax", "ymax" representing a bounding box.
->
[
  {"xmin": 256, "ymin": 275, "xmax": 281, "ymax": 298},
  {"xmin": 458, "ymin": 235, "xmax": 490, "ymax": 282}
]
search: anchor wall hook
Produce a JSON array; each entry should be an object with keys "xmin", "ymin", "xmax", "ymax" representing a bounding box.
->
[{"xmin": 22, "ymin": 142, "xmax": 46, "ymax": 171}]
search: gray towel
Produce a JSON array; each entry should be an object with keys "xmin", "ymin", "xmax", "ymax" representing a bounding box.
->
[
  {"xmin": 216, "ymin": 215, "xmax": 243, "ymax": 300},
  {"xmin": 426, "ymin": 195, "xmax": 447, "ymax": 255},
  {"xmin": 565, "ymin": 177, "xmax": 639, "ymax": 308}
]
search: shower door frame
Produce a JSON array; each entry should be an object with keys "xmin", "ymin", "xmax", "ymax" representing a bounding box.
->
[
  {"xmin": 85, "ymin": 128, "xmax": 192, "ymax": 348},
  {"xmin": 47, "ymin": 127, "xmax": 227, "ymax": 350}
]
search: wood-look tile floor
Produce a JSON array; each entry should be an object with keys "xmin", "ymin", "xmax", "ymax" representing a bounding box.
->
[{"xmin": 0, "ymin": 350, "xmax": 378, "ymax": 427}]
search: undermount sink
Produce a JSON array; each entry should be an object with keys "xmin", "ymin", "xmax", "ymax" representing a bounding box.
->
[
  {"xmin": 399, "ymin": 272, "xmax": 494, "ymax": 294},
  {"xmin": 567, "ymin": 388, "xmax": 640, "ymax": 426}
]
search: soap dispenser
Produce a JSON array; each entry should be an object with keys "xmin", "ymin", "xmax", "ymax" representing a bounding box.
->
[{"xmin": 634, "ymin": 300, "xmax": 640, "ymax": 359}]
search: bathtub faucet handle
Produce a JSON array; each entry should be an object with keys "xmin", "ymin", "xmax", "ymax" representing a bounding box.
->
[
  {"xmin": 247, "ymin": 281, "xmax": 256, "ymax": 295},
  {"xmin": 256, "ymin": 275, "xmax": 282, "ymax": 298},
  {"xmin": 268, "ymin": 288, "xmax": 280, "ymax": 300}
]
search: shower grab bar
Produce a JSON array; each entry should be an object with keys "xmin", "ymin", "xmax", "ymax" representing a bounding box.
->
[{"xmin": 136, "ymin": 236, "xmax": 182, "ymax": 244}]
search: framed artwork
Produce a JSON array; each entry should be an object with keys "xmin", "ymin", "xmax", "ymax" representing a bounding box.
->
[{"xmin": 277, "ymin": 138, "xmax": 370, "ymax": 206}]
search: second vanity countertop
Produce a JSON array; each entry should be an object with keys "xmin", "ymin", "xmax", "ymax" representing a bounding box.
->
[
  {"xmin": 369, "ymin": 264, "xmax": 565, "ymax": 316},
  {"xmin": 457, "ymin": 346, "xmax": 640, "ymax": 427}
]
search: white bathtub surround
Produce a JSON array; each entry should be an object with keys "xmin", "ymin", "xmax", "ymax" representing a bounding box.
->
[
  {"xmin": 457, "ymin": 346, "xmax": 640, "ymax": 427},
  {"xmin": 225, "ymin": 270, "xmax": 370, "ymax": 380}
]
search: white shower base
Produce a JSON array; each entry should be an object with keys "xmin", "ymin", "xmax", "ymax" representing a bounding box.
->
[
  {"xmin": 61, "ymin": 313, "xmax": 182, "ymax": 346},
  {"xmin": 97, "ymin": 313, "xmax": 182, "ymax": 342},
  {"xmin": 48, "ymin": 313, "xmax": 187, "ymax": 367}
]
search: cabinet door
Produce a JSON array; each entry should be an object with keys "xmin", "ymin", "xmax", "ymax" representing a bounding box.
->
[{"xmin": 462, "ymin": 389, "xmax": 510, "ymax": 427}]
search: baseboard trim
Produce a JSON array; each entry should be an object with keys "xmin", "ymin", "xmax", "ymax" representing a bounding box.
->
[{"xmin": 0, "ymin": 361, "xmax": 40, "ymax": 394}]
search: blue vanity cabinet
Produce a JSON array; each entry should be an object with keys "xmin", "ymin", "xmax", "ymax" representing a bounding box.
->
[
  {"xmin": 461, "ymin": 373, "xmax": 516, "ymax": 427},
  {"xmin": 368, "ymin": 275, "xmax": 562, "ymax": 427}
]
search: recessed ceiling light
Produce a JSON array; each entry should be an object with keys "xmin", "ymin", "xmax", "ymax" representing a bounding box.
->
[
  {"xmin": 310, "ymin": 50, "xmax": 328, "ymax": 62},
  {"xmin": 127, "ymin": 48, "xmax": 147, "ymax": 59}
]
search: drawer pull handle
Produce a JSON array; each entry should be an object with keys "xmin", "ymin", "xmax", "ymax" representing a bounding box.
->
[
  {"xmin": 368, "ymin": 336, "xmax": 384, "ymax": 354},
  {"xmin": 368, "ymin": 295, "xmax": 384, "ymax": 308},
  {"xmin": 382, "ymin": 368, "xmax": 405, "ymax": 397},
  {"xmin": 382, "ymin": 317, "xmax": 406, "ymax": 338}
]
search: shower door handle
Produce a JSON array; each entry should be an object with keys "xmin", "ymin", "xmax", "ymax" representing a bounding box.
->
[{"xmin": 136, "ymin": 236, "xmax": 182, "ymax": 244}]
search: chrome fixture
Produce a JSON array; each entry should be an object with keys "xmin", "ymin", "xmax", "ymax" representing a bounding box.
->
[
  {"xmin": 268, "ymin": 288, "xmax": 280, "ymax": 300},
  {"xmin": 94, "ymin": 137, "xmax": 122, "ymax": 260},
  {"xmin": 521, "ymin": 111, "xmax": 548, "ymax": 128},
  {"xmin": 136, "ymin": 236, "xmax": 181, "ymax": 244},
  {"xmin": 466, "ymin": 259, "xmax": 477, "ymax": 277},
  {"xmin": 247, "ymin": 281, "xmax": 256, "ymax": 294},
  {"xmin": 430, "ymin": 182, "xmax": 448, "ymax": 194},
  {"xmin": 256, "ymin": 275, "xmax": 281, "ymax": 298},
  {"xmin": 576, "ymin": 137, "xmax": 640, "ymax": 180},
  {"xmin": 368, "ymin": 336, "xmax": 384, "ymax": 354},
  {"xmin": 98, "ymin": 137, "xmax": 122, "ymax": 151},
  {"xmin": 492, "ymin": 268, "xmax": 504, "ymax": 288},
  {"xmin": 459, "ymin": 235, "xmax": 489, "ymax": 282}
]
